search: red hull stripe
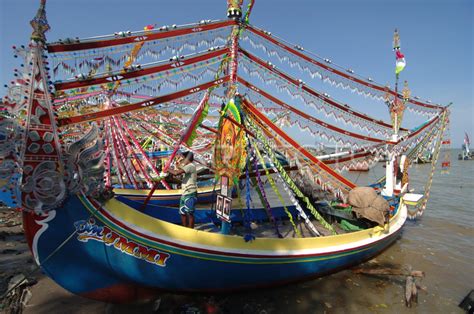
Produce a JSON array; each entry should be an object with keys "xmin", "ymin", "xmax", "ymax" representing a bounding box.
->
[
  {"xmin": 238, "ymin": 78, "xmax": 392, "ymax": 144},
  {"xmin": 55, "ymin": 48, "xmax": 229, "ymax": 91},
  {"xmin": 239, "ymin": 49, "xmax": 408, "ymax": 132},
  {"xmin": 245, "ymin": 25, "xmax": 443, "ymax": 110},
  {"xmin": 47, "ymin": 20, "xmax": 236, "ymax": 53},
  {"xmin": 58, "ymin": 76, "xmax": 229, "ymax": 126}
]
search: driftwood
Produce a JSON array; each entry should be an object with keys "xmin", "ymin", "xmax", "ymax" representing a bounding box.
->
[
  {"xmin": 352, "ymin": 267, "xmax": 424, "ymax": 277},
  {"xmin": 2, "ymin": 274, "xmax": 36, "ymax": 314},
  {"xmin": 352, "ymin": 264, "xmax": 425, "ymax": 308},
  {"xmin": 405, "ymin": 276, "xmax": 418, "ymax": 307}
]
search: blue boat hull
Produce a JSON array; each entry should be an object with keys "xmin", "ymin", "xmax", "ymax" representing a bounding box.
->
[{"xmin": 23, "ymin": 194, "xmax": 406, "ymax": 302}]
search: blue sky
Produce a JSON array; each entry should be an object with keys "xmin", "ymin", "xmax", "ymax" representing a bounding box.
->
[{"xmin": 0, "ymin": 0, "xmax": 472, "ymax": 146}]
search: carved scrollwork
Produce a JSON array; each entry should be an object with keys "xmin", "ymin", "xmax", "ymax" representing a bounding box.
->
[
  {"xmin": 22, "ymin": 161, "xmax": 66, "ymax": 213},
  {"xmin": 64, "ymin": 124, "xmax": 105, "ymax": 195}
]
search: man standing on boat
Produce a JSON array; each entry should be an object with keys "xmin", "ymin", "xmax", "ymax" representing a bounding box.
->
[{"xmin": 165, "ymin": 151, "xmax": 198, "ymax": 228}]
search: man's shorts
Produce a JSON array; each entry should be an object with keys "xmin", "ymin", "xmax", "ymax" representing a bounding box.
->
[{"xmin": 179, "ymin": 192, "xmax": 197, "ymax": 215}]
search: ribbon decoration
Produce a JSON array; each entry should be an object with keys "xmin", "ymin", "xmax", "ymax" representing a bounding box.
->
[
  {"xmin": 373, "ymin": 114, "xmax": 444, "ymax": 188},
  {"xmin": 323, "ymin": 152, "xmax": 382, "ymax": 173},
  {"xmin": 245, "ymin": 114, "xmax": 336, "ymax": 235},
  {"xmin": 162, "ymin": 90, "xmax": 211, "ymax": 156},
  {"xmin": 54, "ymin": 48, "xmax": 228, "ymax": 92},
  {"xmin": 61, "ymin": 65, "xmax": 220, "ymax": 100},
  {"xmin": 243, "ymin": 160, "xmax": 255, "ymax": 241},
  {"xmin": 410, "ymin": 120, "xmax": 442, "ymax": 164},
  {"xmin": 107, "ymin": 24, "xmax": 157, "ymax": 96},
  {"xmin": 112, "ymin": 116, "xmax": 151, "ymax": 187},
  {"xmin": 57, "ymin": 77, "xmax": 229, "ymax": 127},
  {"xmin": 441, "ymin": 113, "xmax": 451, "ymax": 174},
  {"xmin": 241, "ymin": 26, "xmax": 444, "ymax": 114},
  {"xmin": 47, "ymin": 20, "xmax": 236, "ymax": 53},
  {"xmin": 391, "ymin": 113, "xmax": 443, "ymax": 157},
  {"xmin": 238, "ymin": 53, "xmax": 407, "ymax": 138},
  {"xmin": 238, "ymin": 81, "xmax": 395, "ymax": 149},
  {"xmin": 48, "ymin": 28, "xmax": 232, "ymax": 82},
  {"xmin": 251, "ymin": 137, "xmax": 300, "ymax": 237},
  {"xmin": 252, "ymin": 147, "xmax": 282, "ymax": 237},
  {"xmin": 414, "ymin": 110, "xmax": 449, "ymax": 218},
  {"xmin": 141, "ymin": 89, "xmax": 211, "ymax": 207},
  {"xmin": 142, "ymin": 27, "xmax": 235, "ymax": 206},
  {"xmin": 270, "ymin": 164, "xmax": 320, "ymax": 236},
  {"xmin": 243, "ymin": 98, "xmax": 355, "ymax": 195},
  {"xmin": 243, "ymin": 0, "xmax": 255, "ymax": 24}
]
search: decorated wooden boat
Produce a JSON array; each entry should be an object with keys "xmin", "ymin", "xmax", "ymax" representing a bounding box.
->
[
  {"xmin": 22, "ymin": 193, "xmax": 407, "ymax": 302},
  {"xmin": 0, "ymin": 0, "xmax": 451, "ymax": 303}
]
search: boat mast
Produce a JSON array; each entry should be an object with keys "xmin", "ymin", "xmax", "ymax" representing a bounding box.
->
[
  {"xmin": 215, "ymin": 0, "xmax": 246, "ymax": 234},
  {"xmin": 226, "ymin": 0, "xmax": 244, "ymax": 97},
  {"xmin": 383, "ymin": 29, "xmax": 408, "ymax": 197}
]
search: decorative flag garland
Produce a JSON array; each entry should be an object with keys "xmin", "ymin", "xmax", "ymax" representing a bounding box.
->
[
  {"xmin": 252, "ymin": 147, "xmax": 283, "ymax": 238},
  {"xmin": 241, "ymin": 28, "xmax": 443, "ymax": 114},
  {"xmin": 48, "ymin": 26, "xmax": 232, "ymax": 81},
  {"xmin": 245, "ymin": 115, "xmax": 336, "ymax": 235},
  {"xmin": 239, "ymin": 57, "xmax": 404, "ymax": 138},
  {"xmin": 251, "ymin": 138, "xmax": 300, "ymax": 237},
  {"xmin": 413, "ymin": 110, "xmax": 449, "ymax": 218}
]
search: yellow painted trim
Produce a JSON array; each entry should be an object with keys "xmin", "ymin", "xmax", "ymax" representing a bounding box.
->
[
  {"xmin": 102, "ymin": 197, "xmax": 404, "ymax": 253},
  {"xmin": 114, "ymin": 185, "xmax": 216, "ymax": 196}
]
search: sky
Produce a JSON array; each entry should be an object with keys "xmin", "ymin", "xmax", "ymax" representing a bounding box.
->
[{"xmin": 0, "ymin": 0, "xmax": 472, "ymax": 146}]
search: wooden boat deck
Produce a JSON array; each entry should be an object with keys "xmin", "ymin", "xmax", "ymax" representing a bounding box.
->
[{"xmin": 194, "ymin": 218, "xmax": 351, "ymax": 239}]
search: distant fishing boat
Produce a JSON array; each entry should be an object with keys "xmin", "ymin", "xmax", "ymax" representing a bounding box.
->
[{"xmin": 458, "ymin": 132, "xmax": 473, "ymax": 160}]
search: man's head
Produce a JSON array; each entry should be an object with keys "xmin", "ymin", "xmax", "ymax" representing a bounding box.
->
[{"xmin": 179, "ymin": 151, "xmax": 194, "ymax": 165}]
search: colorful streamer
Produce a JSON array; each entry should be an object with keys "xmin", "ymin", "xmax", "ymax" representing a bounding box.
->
[
  {"xmin": 252, "ymin": 138, "xmax": 300, "ymax": 237},
  {"xmin": 245, "ymin": 115, "xmax": 336, "ymax": 235},
  {"xmin": 252, "ymin": 147, "xmax": 283, "ymax": 238}
]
